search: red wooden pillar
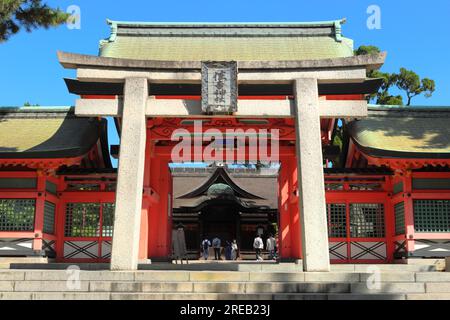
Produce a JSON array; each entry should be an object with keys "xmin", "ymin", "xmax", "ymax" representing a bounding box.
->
[
  {"xmin": 32, "ymin": 173, "xmax": 46, "ymax": 252},
  {"xmin": 139, "ymin": 136, "xmax": 152, "ymax": 261},
  {"xmin": 139, "ymin": 198, "xmax": 149, "ymax": 260},
  {"xmin": 167, "ymin": 162, "xmax": 173, "ymax": 256},
  {"xmin": 278, "ymin": 156, "xmax": 302, "ymax": 260},
  {"xmin": 156, "ymin": 157, "xmax": 171, "ymax": 257},
  {"xmin": 55, "ymin": 176, "xmax": 66, "ymax": 261},
  {"xmin": 147, "ymin": 155, "xmax": 161, "ymax": 258},
  {"xmin": 147, "ymin": 154, "xmax": 172, "ymax": 259},
  {"xmin": 278, "ymin": 156, "xmax": 292, "ymax": 258},
  {"xmin": 403, "ymin": 171, "xmax": 415, "ymax": 254},
  {"xmin": 384, "ymin": 176, "xmax": 396, "ymax": 262},
  {"xmin": 288, "ymin": 157, "xmax": 302, "ymax": 259}
]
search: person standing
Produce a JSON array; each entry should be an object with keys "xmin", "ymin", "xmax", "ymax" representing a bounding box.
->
[
  {"xmin": 253, "ymin": 234, "xmax": 264, "ymax": 261},
  {"xmin": 231, "ymin": 239, "xmax": 238, "ymax": 260},
  {"xmin": 201, "ymin": 238, "xmax": 211, "ymax": 260},
  {"xmin": 266, "ymin": 234, "xmax": 276, "ymax": 260},
  {"xmin": 172, "ymin": 223, "xmax": 188, "ymax": 264},
  {"xmin": 212, "ymin": 236, "xmax": 221, "ymax": 260},
  {"xmin": 225, "ymin": 240, "xmax": 232, "ymax": 260}
]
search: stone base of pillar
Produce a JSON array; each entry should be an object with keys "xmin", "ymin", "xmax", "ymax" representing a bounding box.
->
[
  {"xmin": 138, "ymin": 259, "xmax": 152, "ymax": 265},
  {"xmin": 293, "ymin": 259, "xmax": 303, "ymax": 265}
]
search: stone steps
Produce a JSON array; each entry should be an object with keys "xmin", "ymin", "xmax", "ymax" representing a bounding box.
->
[
  {"xmin": 2, "ymin": 280, "xmax": 450, "ymax": 294},
  {"xmin": 0, "ymin": 292, "xmax": 409, "ymax": 300},
  {"xmin": 330, "ymin": 264, "xmax": 438, "ymax": 272},
  {"xmin": 8, "ymin": 262, "xmax": 439, "ymax": 272},
  {"xmin": 2, "ymin": 292, "xmax": 450, "ymax": 300},
  {"xmin": 1, "ymin": 270, "xmax": 447, "ymax": 282},
  {"xmin": 0, "ymin": 269, "xmax": 449, "ymax": 300}
]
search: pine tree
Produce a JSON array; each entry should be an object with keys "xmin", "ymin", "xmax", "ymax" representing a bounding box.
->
[
  {"xmin": 355, "ymin": 45, "xmax": 436, "ymax": 106},
  {"xmin": 0, "ymin": 0, "xmax": 69, "ymax": 42}
]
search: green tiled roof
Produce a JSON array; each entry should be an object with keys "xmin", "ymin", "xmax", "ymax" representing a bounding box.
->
[
  {"xmin": 99, "ymin": 20, "xmax": 354, "ymax": 61},
  {"xmin": 0, "ymin": 107, "xmax": 103, "ymax": 159},
  {"xmin": 348, "ymin": 106, "xmax": 450, "ymax": 159}
]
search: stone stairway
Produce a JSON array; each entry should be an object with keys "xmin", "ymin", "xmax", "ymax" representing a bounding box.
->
[{"xmin": 0, "ymin": 265, "xmax": 449, "ymax": 300}]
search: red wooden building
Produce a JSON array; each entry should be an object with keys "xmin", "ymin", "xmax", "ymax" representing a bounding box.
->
[{"xmin": 0, "ymin": 20, "xmax": 449, "ymax": 270}]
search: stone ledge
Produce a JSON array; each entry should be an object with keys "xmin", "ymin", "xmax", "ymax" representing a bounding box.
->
[{"xmin": 58, "ymin": 51, "xmax": 386, "ymax": 71}]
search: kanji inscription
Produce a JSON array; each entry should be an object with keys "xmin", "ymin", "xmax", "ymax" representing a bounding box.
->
[{"xmin": 201, "ymin": 61, "xmax": 238, "ymax": 114}]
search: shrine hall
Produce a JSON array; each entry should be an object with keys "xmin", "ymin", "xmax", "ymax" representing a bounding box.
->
[{"xmin": 0, "ymin": 19, "xmax": 449, "ymax": 272}]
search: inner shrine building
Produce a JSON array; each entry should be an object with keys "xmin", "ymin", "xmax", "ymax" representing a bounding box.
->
[{"xmin": 0, "ymin": 19, "xmax": 449, "ymax": 271}]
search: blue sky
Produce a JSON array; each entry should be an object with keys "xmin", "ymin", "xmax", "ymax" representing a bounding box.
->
[{"xmin": 1, "ymin": 0, "xmax": 449, "ymax": 166}]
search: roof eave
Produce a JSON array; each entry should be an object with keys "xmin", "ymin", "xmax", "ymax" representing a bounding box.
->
[{"xmin": 351, "ymin": 137, "xmax": 450, "ymax": 160}]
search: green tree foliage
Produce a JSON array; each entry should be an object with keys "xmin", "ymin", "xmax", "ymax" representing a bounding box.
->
[
  {"xmin": 355, "ymin": 45, "xmax": 436, "ymax": 105},
  {"xmin": 396, "ymin": 68, "xmax": 436, "ymax": 106},
  {"xmin": 23, "ymin": 101, "xmax": 39, "ymax": 106},
  {"xmin": 331, "ymin": 122, "xmax": 346, "ymax": 168},
  {"xmin": 0, "ymin": 0, "xmax": 69, "ymax": 42},
  {"xmin": 354, "ymin": 45, "xmax": 381, "ymax": 57}
]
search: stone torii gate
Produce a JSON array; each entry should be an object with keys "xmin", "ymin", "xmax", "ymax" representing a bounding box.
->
[{"xmin": 58, "ymin": 51, "xmax": 386, "ymax": 271}]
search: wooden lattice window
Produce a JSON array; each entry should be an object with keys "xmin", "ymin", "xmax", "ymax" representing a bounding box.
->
[
  {"xmin": 101, "ymin": 203, "xmax": 115, "ymax": 237},
  {"xmin": 350, "ymin": 203, "xmax": 385, "ymax": 238},
  {"xmin": 394, "ymin": 202, "xmax": 405, "ymax": 235},
  {"xmin": 0, "ymin": 199, "xmax": 35, "ymax": 231},
  {"xmin": 413, "ymin": 200, "xmax": 450, "ymax": 233},
  {"xmin": 327, "ymin": 203, "xmax": 347, "ymax": 238},
  {"xmin": 65, "ymin": 203, "xmax": 100, "ymax": 237},
  {"xmin": 43, "ymin": 201, "xmax": 56, "ymax": 234}
]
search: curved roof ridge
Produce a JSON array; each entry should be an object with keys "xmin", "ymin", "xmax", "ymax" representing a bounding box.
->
[
  {"xmin": 105, "ymin": 18, "xmax": 347, "ymax": 28},
  {"xmin": 367, "ymin": 105, "xmax": 450, "ymax": 116},
  {"xmin": 0, "ymin": 106, "xmax": 73, "ymax": 112},
  {"xmin": 177, "ymin": 167, "xmax": 265, "ymax": 200},
  {"xmin": 0, "ymin": 106, "xmax": 75, "ymax": 118},
  {"xmin": 369, "ymin": 104, "xmax": 450, "ymax": 111}
]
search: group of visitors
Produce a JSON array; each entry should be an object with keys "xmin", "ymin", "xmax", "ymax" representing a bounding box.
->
[
  {"xmin": 201, "ymin": 233, "xmax": 277, "ymax": 261},
  {"xmin": 201, "ymin": 237, "xmax": 239, "ymax": 260},
  {"xmin": 253, "ymin": 233, "xmax": 277, "ymax": 261}
]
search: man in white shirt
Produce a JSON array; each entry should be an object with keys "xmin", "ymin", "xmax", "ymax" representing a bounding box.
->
[
  {"xmin": 253, "ymin": 234, "xmax": 264, "ymax": 261},
  {"xmin": 266, "ymin": 234, "xmax": 276, "ymax": 260}
]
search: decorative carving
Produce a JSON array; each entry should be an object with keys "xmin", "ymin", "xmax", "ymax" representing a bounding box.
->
[{"xmin": 149, "ymin": 118, "xmax": 296, "ymax": 140}]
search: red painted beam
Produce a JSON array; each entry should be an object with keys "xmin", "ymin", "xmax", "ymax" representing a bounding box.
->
[
  {"xmin": 153, "ymin": 145, "xmax": 295, "ymax": 161},
  {"xmin": 81, "ymin": 95, "xmax": 117, "ymax": 99}
]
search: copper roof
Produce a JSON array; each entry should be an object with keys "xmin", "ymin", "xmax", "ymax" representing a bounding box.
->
[
  {"xmin": 0, "ymin": 107, "xmax": 110, "ymax": 163},
  {"xmin": 99, "ymin": 20, "xmax": 354, "ymax": 61},
  {"xmin": 348, "ymin": 106, "xmax": 450, "ymax": 159}
]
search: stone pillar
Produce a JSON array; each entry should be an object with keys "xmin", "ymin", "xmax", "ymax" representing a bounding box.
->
[
  {"xmin": 111, "ymin": 78, "xmax": 148, "ymax": 270},
  {"xmin": 293, "ymin": 78, "xmax": 330, "ymax": 272}
]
